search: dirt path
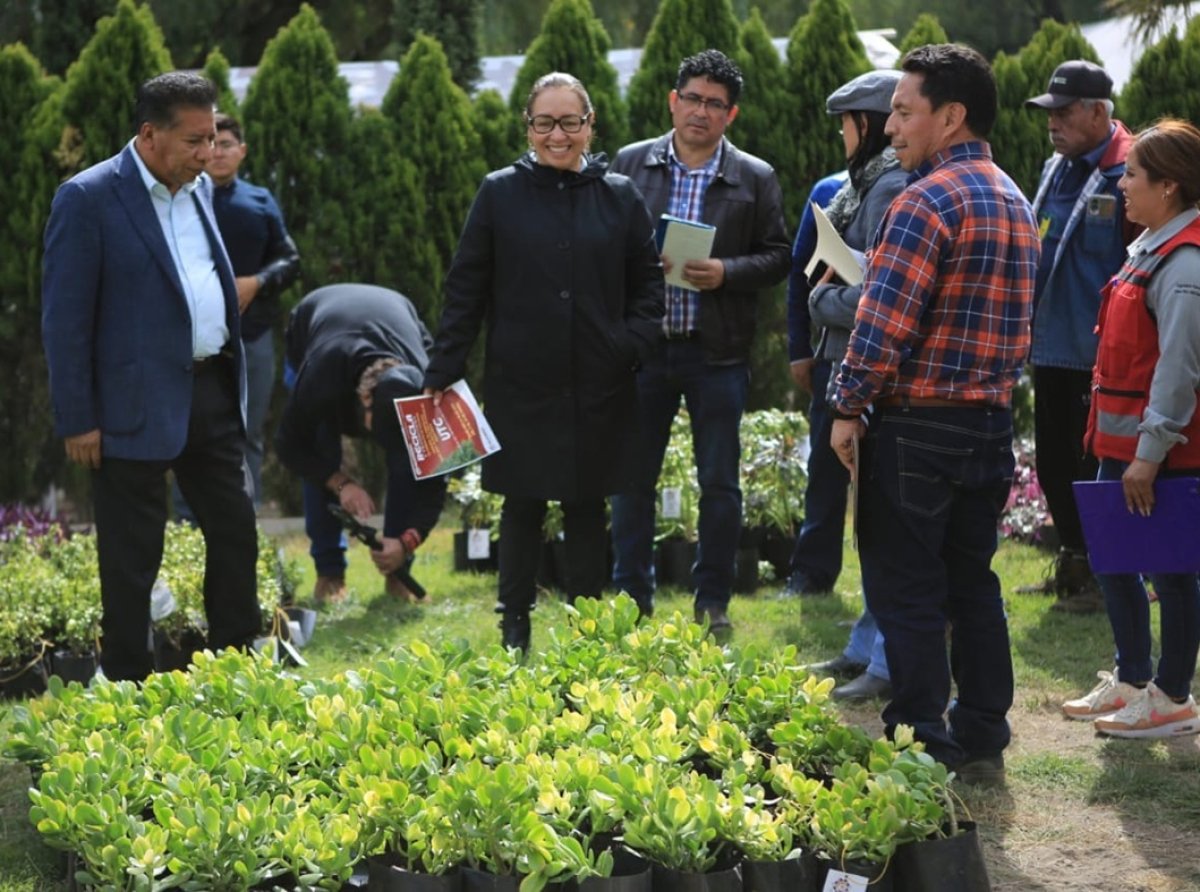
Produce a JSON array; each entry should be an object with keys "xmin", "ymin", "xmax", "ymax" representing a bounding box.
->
[{"xmin": 838, "ymin": 699, "xmax": 1200, "ymax": 892}]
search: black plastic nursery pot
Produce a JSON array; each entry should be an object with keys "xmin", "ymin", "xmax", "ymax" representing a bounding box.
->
[
  {"xmin": 892, "ymin": 821, "xmax": 991, "ymax": 892},
  {"xmin": 650, "ymin": 862, "xmax": 743, "ymax": 892},
  {"xmin": 817, "ymin": 857, "xmax": 894, "ymax": 892},
  {"xmin": 733, "ymin": 545, "xmax": 760, "ymax": 593},
  {"xmin": 573, "ymin": 848, "xmax": 654, "ymax": 891},
  {"xmin": 757, "ymin": 530, "xmax": 794, "ymax": 583},
  {"xmin": 460, "ymin": 867, "xmax": 521, "ymax": 892},
  {"xmin": 655, "ymin": 537, "xmax": 697, "ymax": 588},
  {"xmin": 49, "ymin": 648, "xmax": 97, "ymax": 685},
  {"xmin": 452, "ymin": 530, "xmax": 498, "ymax": 572},
  {"xmin": 741, "ymin": 851, "xmax": 821, "ymax": 892},
  {"xmin": 0, "ymin": 652, "xmax": 49, "ymax": 699},
  {"xmin": 367, "ymin": 854, "xmax": 463, "ymax": 891},
  {"xmin": 152, "ymin": 628, "xmax": 206, "ymax": 673}
]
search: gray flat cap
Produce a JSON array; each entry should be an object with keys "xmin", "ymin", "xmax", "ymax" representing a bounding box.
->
[{"xmin": 826, "ymin": 68, "xmax": 902, "ymax": 116}]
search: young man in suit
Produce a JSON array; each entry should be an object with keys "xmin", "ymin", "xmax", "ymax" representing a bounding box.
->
[{"xmin": 42, "ymin": 72, "xmax": 261, "ymax": 681}]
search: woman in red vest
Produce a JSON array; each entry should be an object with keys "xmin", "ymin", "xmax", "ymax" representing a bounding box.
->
[{"xmin": 1062, "ymin": 119, "xmax": 1200, "ymax": 738}]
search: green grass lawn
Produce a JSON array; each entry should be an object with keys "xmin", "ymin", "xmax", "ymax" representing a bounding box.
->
[{"xmin": 2, "ymin": 526, "xmax": 1198, "ymax": 890}]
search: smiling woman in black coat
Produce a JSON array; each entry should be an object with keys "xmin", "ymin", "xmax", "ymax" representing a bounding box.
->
[{"xmin": 423, "ymin": 72, "xmax": 665, "ymax": 651}]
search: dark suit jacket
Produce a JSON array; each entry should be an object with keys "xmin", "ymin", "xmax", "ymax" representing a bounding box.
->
[{"xmin": 42, "ymin": 143, "xmax": 247, "ymax": 461}]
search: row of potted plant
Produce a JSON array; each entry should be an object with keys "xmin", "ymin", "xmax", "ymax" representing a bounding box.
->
[
  {"xmin": 0, "ymin": 519, "xmax": 304, "ymax": 695},
  {"xmin": 3, "ymin": 596, "xmax": 987, "ymax": 891},
  {"xmin": 447, "ymin": 410, "xmax": 811, "ymax": 588}
]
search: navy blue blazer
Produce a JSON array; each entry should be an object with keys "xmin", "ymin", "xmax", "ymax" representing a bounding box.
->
[{"xmin": 42, "ymin": 143, "xmax": 247, "ymax": 461}]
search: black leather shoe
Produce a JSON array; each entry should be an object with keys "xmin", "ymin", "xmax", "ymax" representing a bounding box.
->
[
  {"xmin": 694, "ymin": 605, "xmax": 733, "ymax": 642},
  {"xmin": 1050, "ymin": 580, "xmax": 1105, "ymax": 614},
  {"xmin": 499, "ymin": 612, "xmax": 530, "ymax": 652},
  {"xmin": 805, "ymin": 654, "xmax": 867, "ymax": 680},
  {"xmin": 832, "ymin": 671, "xmax": 892, "ymax": 702},
  {"xmin": 776, "ymin": 574, "xmax": 835, "ymax": 598},
  {"xmin": 953, "ymin": 754, "xmax": 1006, "ymax": 788}
]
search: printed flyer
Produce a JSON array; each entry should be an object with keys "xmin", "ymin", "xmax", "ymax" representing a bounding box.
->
[{"xmin": 393, "ymin": 380, "xmax": 501, "ymax": 480}]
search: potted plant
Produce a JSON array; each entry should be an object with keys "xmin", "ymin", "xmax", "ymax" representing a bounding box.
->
[
  {"xmin": 0, "ymin": 534, "xmax": 54, "ymax": 698},
  {"xmin": 151, "ymin": 521, "xmax": 210, "ymax": 671},
  {"xmin": 653, "ymin": 411, "xmax": 699, "ymax": 588},
  {"xmin": 807, "ymin": 763, "xmax": 906, "ymax": 890},
  {"xmin": 449, "ymin": 468, "xmax": 501, "ymax": 572},
  {"xmin": 616, "ymin": 765, "xmax": 742, "ymax": 891},
  {"xmin": 877, "ymin": 730, "xmax": 991, "ymax": 891},
  {"xmin": 739, "ymin": 410, "xmax": 809, "ymax": 580},
  {"xmin": 41, "ymin": 533, "xmax": 102, "ymax": 683}
]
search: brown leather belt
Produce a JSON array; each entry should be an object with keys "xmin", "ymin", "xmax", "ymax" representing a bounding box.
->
[{"xmin": 876, "ymin": 394, "xmax": 994, "ymax": 409}]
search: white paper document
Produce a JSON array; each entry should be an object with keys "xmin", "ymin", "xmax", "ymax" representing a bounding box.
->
[
  {"xmin": 805, "ymin": 202, "xmax": 866, "ymax": 286},
  {"xmin": 656, "ymin": 214, "xmax": 717, "ymax": 291}
]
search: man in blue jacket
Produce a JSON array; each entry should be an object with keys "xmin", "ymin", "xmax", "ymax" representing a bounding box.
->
[
  {"xmin": 205, "ymin": 113, "xmax": 299, "ymax": 507},
  {"xmin": 41, "ymin": 73, "xmax": 261, "ymax": 681},
  {"xmin": 1022, "ymin": 61, "xmax": 1139, "ymax": 612}
]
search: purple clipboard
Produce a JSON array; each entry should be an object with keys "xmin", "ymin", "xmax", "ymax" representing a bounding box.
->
[{"xmin": 1073, "ymin": 478, "xmax": 1200, "ymax": 575}]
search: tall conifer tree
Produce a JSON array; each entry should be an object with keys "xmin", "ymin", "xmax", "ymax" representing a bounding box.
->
[
  {"xmin": 391, "ymin": 0, "xmax": 483, "ymax": 90},
  {"xmin": 344, "ymin": 108, "xmax": 442, "ymax": 318},
  {"xmin": 1120, "ymin": 16, "xmax": 1200, "ymax": 130},
  {"xmin": 59, "ymin": 0, "xmax": 172, "ymax": 174},
  {"xmin": 733, "ymin": 9, "xmax": 794, "ymax": 409},
  {"xmin": 897, "ymin": 13, "xmax": 948, "ymax": 57},
  {"xmin": 242, "ymin": 4, "xmax": 353, "ymax": 302},
  {"xmin": 0, "ymin": 44, "xmax": 58, "ymax": 500},
  {"xmin": 991, "ymin": 20, "xmax": 1098, "ymax": 199},
  {"xmin": 473, "ymin": 88, "xmax": 521, "ymax": 171},
  {"xmin": 202, "ymin": 46, "xmax": 239, "ymax": 116},
  {"xmin": 507, "ymin": 0, "xmax": 628, "ymax": 157},
  {"xmin": 784, "ymin": 0, "xmax": 870, "ymax": 215},
  {"xmin": 382, "ymin": 33, "xmax": 487, "ymax": 326},
  {"xmin": 624, "ymin": 0, "xmax": 740, "ymax": 141}
]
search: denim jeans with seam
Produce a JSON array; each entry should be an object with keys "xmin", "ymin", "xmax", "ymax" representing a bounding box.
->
[
  {"xmin": 610, "ymin": 338, "xmax": 749, "ymax": 610},
  {"xmin": 858, "ymin": 404, "xmax": 1015, "ymax": 767}
]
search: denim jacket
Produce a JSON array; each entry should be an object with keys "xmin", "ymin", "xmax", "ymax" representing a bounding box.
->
[{"xmin": 1028, "ymin": 121, "xmax": 1137, "ymax": 370}]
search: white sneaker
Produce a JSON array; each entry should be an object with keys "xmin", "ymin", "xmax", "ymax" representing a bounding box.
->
[
  {"xmin": 1094, "ymin": 682, "xmax": 1200, "ymax": 739},
  {"xmin": 1062, "ymin": 669, "xmax": 1140, "ymax": 721}
]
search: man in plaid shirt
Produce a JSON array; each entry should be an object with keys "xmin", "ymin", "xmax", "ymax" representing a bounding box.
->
[{"xmin": 829, "ymin": 44, "xmax": 1040, "ymax": 786}]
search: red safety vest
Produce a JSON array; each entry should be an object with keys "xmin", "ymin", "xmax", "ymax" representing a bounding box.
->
[{"xmin": 1085, "ymin": 218, "xmax": 1200, "ymax": 467}]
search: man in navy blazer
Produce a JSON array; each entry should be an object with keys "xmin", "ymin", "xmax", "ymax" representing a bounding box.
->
[{"xmin": 42, "ymin": 72, "xmax": 261, "ymax": 681}]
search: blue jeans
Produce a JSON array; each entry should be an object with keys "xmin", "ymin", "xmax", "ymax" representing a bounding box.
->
[
  {"xmin": 1095, "ymin": 458, "xmax": 1200, "ymax": 700},
  {"xmin": 844, "ymin": 610, "xmax": 889, "ymax": 681},
  {"xmin": 304, "ymin": 420, "xmax": 349, "ymax": 578},
  {"xmin": 610, "ymin": 339, "xmax": 749, "ymax": 610},
  {"xmin": 242, "ymin": 330, "xmax": 276, "ymax": 508},
  {"xmin": 858, "ymin": 405, "xmax": 1015, "ymax": 767},
  {"xmin": 788, "ymin": 359, "xmax": 847, "ymax": 589}
]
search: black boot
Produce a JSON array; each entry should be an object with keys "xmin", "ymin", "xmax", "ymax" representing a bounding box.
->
[{"xmin": 499, "ymin": 611, "xmax": 531, "ymax": 652}]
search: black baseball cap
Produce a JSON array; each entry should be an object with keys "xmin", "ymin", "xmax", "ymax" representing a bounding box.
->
[{"xmin": 1025, "ymin": 60, "xmax": 1112, "ymax": 109}]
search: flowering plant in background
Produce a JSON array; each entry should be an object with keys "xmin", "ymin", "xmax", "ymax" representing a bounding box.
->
[
  {"xmin": 999, "ymin": 438, "xmax": 1051, "ymax": 544},
  {"xmin": 0, "ymin": 504, "xmax": 71, "ymax": 544}
]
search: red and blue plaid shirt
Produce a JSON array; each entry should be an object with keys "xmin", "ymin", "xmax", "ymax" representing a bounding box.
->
[{"xmin": 833, "ymin": 141, "xmax": 1039, "ymax": 413}]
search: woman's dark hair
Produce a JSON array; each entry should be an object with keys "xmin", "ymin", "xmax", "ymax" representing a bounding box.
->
[
  {"xmin": 900, "ymin": 43, "xmax": 997, "ymax": 138},
  {"xmin": 524, "ymin": 71, "xmax": 593, "ymax": 118},
  {"xmin": 846, "ymin": 110, "xmax": 892, "ymax": 181},
  {"xmin": 1131, "ymin": 118, "xmax": 1200, "ymax": 207}
]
